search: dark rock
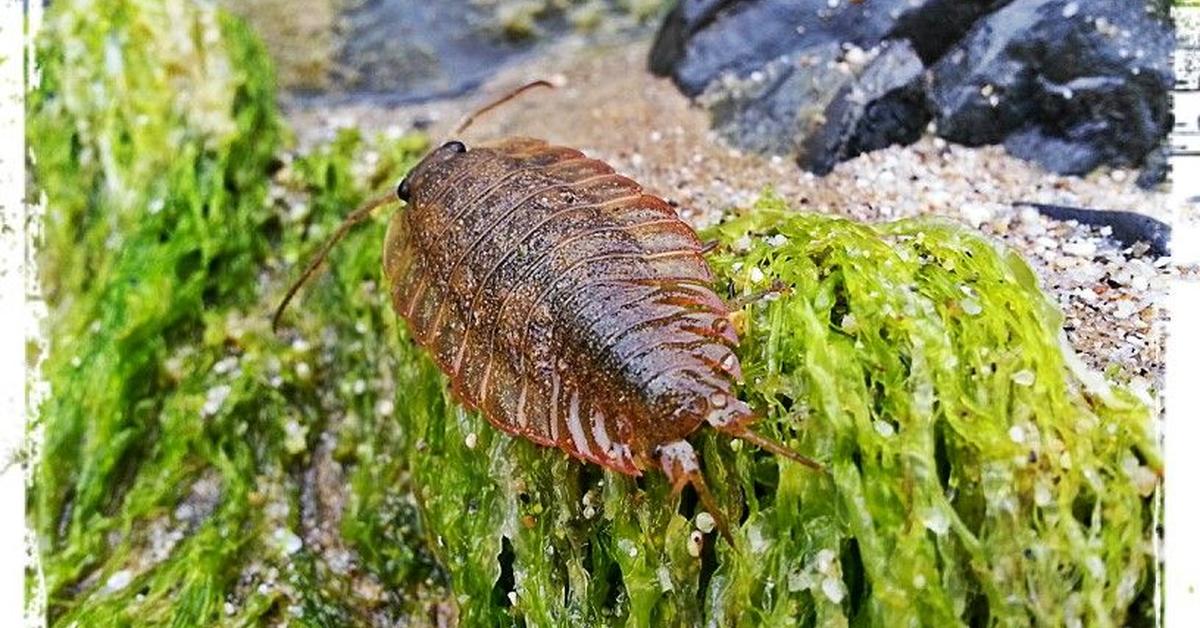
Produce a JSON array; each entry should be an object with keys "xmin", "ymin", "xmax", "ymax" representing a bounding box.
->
[
  {"xmin": 799, "ymin": 41, "xmax": 930, "ymax": 175},
  {"xmin": 929, "ymin": 0, "xmax": 1174, "ymax": 175},
  {"xmin": 700, "ymin": 41, "xmax": 929, "ymax": 173},
  {"xmin": 648, "ymin": 0, "xmax": 1004, "ymax": 97},
  {"xmin": 889, "ymin": 0, "xmax": 1014, "ymax": 63},
  {"xmin": 1135, "ymin": 144, "xmax": 1171, "ymax": 190},
  {"xmin": 699, "ymin": 42, "xmax": 850, "ymax": 156},
  {"xmin": 650, "ymin": 0, "xmax": 1173, "ymax": 180},
  {"xmin": 1018, "ymin": 202, "xmax": 1172, "ymax": 257}
]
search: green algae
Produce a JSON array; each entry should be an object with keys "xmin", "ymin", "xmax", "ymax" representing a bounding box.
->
[
  {"xmin": 29, "ymin": 0, "xmax": 285, "ymax": 620},
  {"xmin": 28, "ymin": 1, "xmax": 1161, "ymax": 625},
  {"xmin": 393, "ymin": 201, "xmax": 1162, "ymax": 627},
  {"xmin": 28, "ymin": 1, "xmax": 432, "ymax": 624}
]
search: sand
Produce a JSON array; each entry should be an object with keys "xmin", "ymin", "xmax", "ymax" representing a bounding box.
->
[{"xmin": 285, "ymin": 36, "xmax": 1179, "ymax": 398}]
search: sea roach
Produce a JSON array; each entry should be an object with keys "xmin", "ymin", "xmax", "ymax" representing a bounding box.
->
[{"xmin": 274, "ymin": 82, "xmax": 822, "ymax": 543}]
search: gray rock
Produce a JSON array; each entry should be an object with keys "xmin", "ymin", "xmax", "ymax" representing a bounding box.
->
[
  {"xmin": 699, "ymin": 42, "xmax": 851, "ymax": 157},
  {"xmin": 889, "ymin": 0, "xmax": 1014, "ymax": 62},
  {"xmin": 1135, "ymin": 145, "xmax": 1170, "ymax": 190},
  {"xmin": 649, "ymin": 0, "xmax": 1173, "ymax": 179},
  {"xmin": 928, "ymin": 0, "xmax": 1174, "ymax": 175},
  {"xmin": 649, "ymin": 0, "xmax": 1004, "ymax": 96},
  {"xmin": 800, "ymin": 41, "xmax": 929, "ymax": 175},
  {"xmin": 700, "ymin": 41, "xmax": 929, "ymax": 174}
]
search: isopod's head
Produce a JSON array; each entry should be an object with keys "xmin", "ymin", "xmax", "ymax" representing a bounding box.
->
[{"xmin": 396, "ymin": 140, "xmax": 469, "ymax": 203}]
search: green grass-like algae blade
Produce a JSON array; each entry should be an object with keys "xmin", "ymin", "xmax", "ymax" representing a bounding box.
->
[{"xmin": 27, "ymin": 1, "xmax": 1161, "ymax": 625}]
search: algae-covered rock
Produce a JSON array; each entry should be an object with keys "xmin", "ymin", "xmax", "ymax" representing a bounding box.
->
[
  {"xmin": 27, "ymin": 0, "xmax": 432, "ymax": 623},
  {"xmin": 29, "ymin": 1, "xmax": 1160, "ymax": 625}
]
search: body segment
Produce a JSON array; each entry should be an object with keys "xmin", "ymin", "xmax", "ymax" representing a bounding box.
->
[
  {"xmin": 384, "ymin": 138, "xmax": 756, "ymax": 477},
  {"xmin": 274, "ymin": 130, "xmax": 822, "ymax": 542}
]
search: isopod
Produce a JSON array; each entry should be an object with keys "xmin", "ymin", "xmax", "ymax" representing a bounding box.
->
[{"xmin": 275, "ymin": 82, "xmax": 821, "ymax": 542}]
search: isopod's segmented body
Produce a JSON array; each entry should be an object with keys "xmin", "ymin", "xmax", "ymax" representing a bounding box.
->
[{"xmin": 385, "ymin": 137, "xmax": 764, "ymax": 492}]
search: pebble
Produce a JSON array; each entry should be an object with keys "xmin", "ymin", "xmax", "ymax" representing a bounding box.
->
[
  {"xmin": 212, "ymin": 356, "xmax": 238, "ymax": 375},
  {"xmin": 687, "ymin": 530, "xmax": 704, "ymax": 558},
  {"xmin": 1113, "ymin": 300, "xmax": 1141, "ymax": 319},
  {"xmin": 202, "ymin": 384, "xmax": 232, "ymax": 417},
  {"xmin": 273, "ymin": 528, "xmax": 303, "ymax": 555},
  {"xmin": 922, "ymin": 507, "xmax": 950, "ymax": 536},
  {"xmin": 1011, "ymin": 370, "xmax": 1036, "ymax": 387},
  {"xmin": 821, "ymin": 577, "xmax": 847, "ymax": 604},
  {"xmin": 844, "ymin": 45, "xmax": 867, "ymax": 67},
  {"xmin": 1034, "ymin": 482, "xmax": 1054, "ymax": 507},
  {"xmin": 1062, "ymin": 239, "xmax": 1098, "ymax": 258},
  {"xmin": 788, "ymin": 571, "xmax": 814, "ymax": 592},
  {"xmin": 815, "ymin": 548, "xmax": 836, "ymax": 573},
  {"xmin": 960, "ymin": 202, "xmax": 993, "ymax": 227},
  {"xmin": 104, "ymin": 569, "xmax": 133, "ymax": 593},
  {"xmin": 766, "ymin": 234, "xmax": 790, "ymax": 247},
  {"xmin": 294, "ymin": 361, "xmax": 312, "ymax": 381}
]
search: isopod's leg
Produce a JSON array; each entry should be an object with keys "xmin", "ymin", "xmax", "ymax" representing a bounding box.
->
[
  {"xmin": 658, "ymin": 440, "xmax": 735, "ymax": 546},
  {"xmin": 699, "ymin": 239, "xmax": 720, "ymax": 255}
]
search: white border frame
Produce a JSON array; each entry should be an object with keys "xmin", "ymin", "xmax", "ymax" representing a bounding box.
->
[
  {"xmin": 0, "ymin": 0, "xmax": 32, "ymax": 625},
  {"xmin": 2, "ymin": 3, "xmax": 1197, "ymax": 627},
  {"xmin": 1, "ymin": 0, "xmax": 28, "ymax": 625},
  {"xmin": 1166, "ymin": 7, "xmax": 1200, "ymax": 627}
]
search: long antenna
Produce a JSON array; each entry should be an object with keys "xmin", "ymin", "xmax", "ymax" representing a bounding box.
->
[
  {"xmin": 730, "ymin": 427, "xmax": 824, "ymax": 472},
  {"xmin": 272, "ymin": 191, "xmax": 397, "ymax": 332},
  {"xmin": 452, "ymin": 79, "xmax": 554, "ymax": 136}
]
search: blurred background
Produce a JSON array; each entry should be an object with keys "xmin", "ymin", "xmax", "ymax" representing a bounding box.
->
[{"xmin": 234, "ymin": 0, "xmax": 1175, "ymax": 187}]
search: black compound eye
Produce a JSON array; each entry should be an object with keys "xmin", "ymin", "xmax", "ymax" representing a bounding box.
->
[
  {"xmin": 397, "ymin": 177, "xmax": 411, "ymax": 202},
  {"xmin": 441, "ymin": 140, "xmax": 467, "ymax": 153}
]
